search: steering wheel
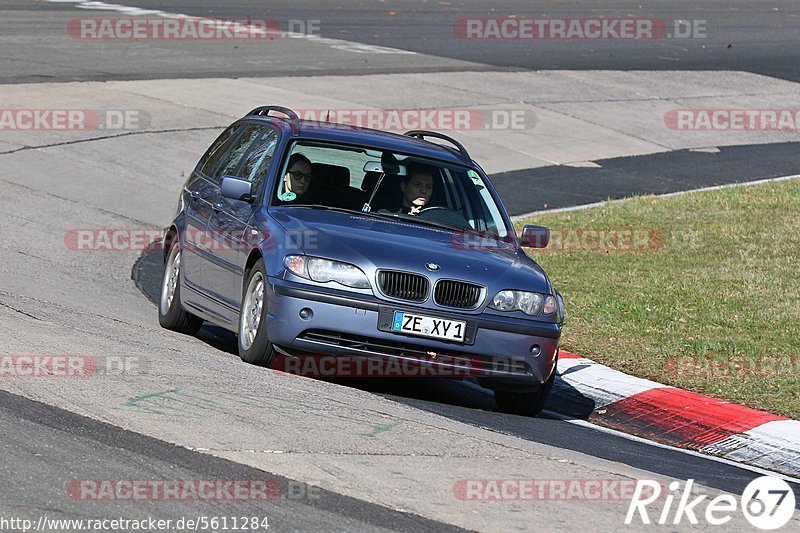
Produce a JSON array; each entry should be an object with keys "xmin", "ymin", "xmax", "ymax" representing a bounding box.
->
[
  {"xmin": 418, "ymin": 206, "xmax": 449, "ymax": 214},
  {"xmin": 416, "ymin": 206, "xmax": 471, "ymax": 228}
]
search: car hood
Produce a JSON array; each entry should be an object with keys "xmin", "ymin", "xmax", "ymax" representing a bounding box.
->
[{"xmin": 270, "ymin": 208, "xmax": 551, "ymax": 293}]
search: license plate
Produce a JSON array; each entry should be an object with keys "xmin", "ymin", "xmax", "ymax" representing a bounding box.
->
[{"xmin": 391, "ymin": 311, "xmax": 466, "ymax": 342}]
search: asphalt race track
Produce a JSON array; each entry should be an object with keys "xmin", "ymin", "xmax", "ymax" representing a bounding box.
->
[
  {"xmin": 6, "ymin": 0, "xmax": 800, "ymax": 82},
  {"xmin": 1, "ymin": 1, "xmax": 799, "ymax": 531}
]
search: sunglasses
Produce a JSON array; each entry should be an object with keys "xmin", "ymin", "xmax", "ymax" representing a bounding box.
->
[{"xmin": 287, "ymin": 170, "xmax": 313, "ymax": 181}]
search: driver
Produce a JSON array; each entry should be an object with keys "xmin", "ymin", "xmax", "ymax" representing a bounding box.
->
[
  {"xmin": 281, "ymin": 153, "xmax": 314, "ymax": 201},
  {"xmin": 394, "ymin": 163, "xmax": 434, "ymax": 215}
]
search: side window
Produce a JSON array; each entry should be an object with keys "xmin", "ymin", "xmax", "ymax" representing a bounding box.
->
[
  {"xmin": 213, "ymin": 124, "xmax": 263, "ymax": 183},
  {"xmin": 199, "ymin": 125, "xmax": 240, "ymax": 178},
  {"xmin": 239, "ymin": 127, "xmax": 279, "ymax": 192}
]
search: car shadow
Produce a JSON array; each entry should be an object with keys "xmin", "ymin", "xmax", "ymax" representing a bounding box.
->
[{"xmin": 133, "ymin": 248, "xmax": 596, "ymax": 421}]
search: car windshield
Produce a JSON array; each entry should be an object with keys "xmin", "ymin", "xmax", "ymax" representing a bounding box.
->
[{"xmin": 271, "ymin": 141, "xmax": 511, "ymax": 238}]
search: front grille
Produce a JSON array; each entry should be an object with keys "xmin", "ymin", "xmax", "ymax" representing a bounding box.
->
[
  {"xmin": 377, "ymin": 270, "xmax": 429, "ymax": 302},
  {"xmin": 434, "ymin": 280, "xmax": 483, "ymax": 309}
]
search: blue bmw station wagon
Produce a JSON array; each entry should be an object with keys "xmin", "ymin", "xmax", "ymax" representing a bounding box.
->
[{"xmin": 159, "ymin": 106, "xmax": 564, "ymax": 416}]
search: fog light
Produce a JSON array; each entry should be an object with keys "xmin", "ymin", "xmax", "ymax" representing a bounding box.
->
[
  {"xmin": 299, "ymin": 308, "xmax": 313, "ymax": 320},
  {"xmin": 530, "ymin": 344, "xmax": 541, "ymax": 356}
]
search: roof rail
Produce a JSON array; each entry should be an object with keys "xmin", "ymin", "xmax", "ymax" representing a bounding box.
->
[
  {"xmin": 247, "ymin": 106, "xmax": 301, "ymax": 133},
  {"xmin": 403, "ymin": 130, "xmax": 471, "ymax": 162},
  {"xmin": 246, "ymin": 106, "xmax": 299, "ymax": 122}
]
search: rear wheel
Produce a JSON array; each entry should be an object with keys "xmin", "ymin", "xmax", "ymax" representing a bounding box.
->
[
  {"xmin": 238, "ymin": 260, "xmax": 277, "ymax": 366},
  {"xmin": 494, "ymin": 360, "xmax": 556, "ymax": 417},
  {"xmin": 158, "ymin": 239, "xmax": 203, "ymax": 335}
]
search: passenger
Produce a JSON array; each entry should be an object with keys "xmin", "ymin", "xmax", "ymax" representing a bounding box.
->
[
  {"xmin": 281, "ymin": 153, "xmax": 313, "ymax": 202},
  {"xmin": 386, "ymin": 163, "xmax": 434, "ymax": 215}
]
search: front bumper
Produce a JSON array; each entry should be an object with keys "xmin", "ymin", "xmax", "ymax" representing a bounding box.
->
[{"xmin": 266, "ymin": 277, "xmax": 561, "ymax": 388}]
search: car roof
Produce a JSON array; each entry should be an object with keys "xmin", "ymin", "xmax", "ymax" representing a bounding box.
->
[{"xmin": 246, "ymin": 115, "xmax": 474, "ymax": 167}]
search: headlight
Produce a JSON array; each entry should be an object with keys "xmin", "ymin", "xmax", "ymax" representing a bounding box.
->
[
  {"xmin": 517, "ymin": 292, "xmax": 544, "ymax": 315},
  {"xmin": 284, "ymin": 255, "xmax": 370, "ymax": 289},
  {"xmin": 490, "ymin": 290, "xmax": 556, "ymax": 317},
  {"xmin": 491, "ymin": 290, "xmax": 517, "ymax": 311}
]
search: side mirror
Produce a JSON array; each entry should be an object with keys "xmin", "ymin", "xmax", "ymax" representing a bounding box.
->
[
  {"xmin": 221, "ymin": 176, "xmax": 254, "ymax": 203},
  {"xmin": 520, "ymin": 225, "xmax": 549, "ymax": 248}
]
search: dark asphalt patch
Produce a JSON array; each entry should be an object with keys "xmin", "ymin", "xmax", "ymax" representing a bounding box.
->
[{"xmin": 493, "ymin": 141, "xmax": 800, "ymax": 215}]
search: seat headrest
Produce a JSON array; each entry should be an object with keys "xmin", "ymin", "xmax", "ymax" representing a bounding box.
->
[
  {"xmin": 311, "ymin": 163, "xmax": 349, "ymax": 189},
  {"xmin": 361, "ymin": 171, "xmax": 382, "ymax": 192}
]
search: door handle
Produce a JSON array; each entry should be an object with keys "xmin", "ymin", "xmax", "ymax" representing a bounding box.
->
[
  {"xmin": 213, "ymin": 202, "xmax": 223, "ymax": 212},
  {"xmin": 190, "ymin": 190, "xmax": 202, "ymax": 200}
]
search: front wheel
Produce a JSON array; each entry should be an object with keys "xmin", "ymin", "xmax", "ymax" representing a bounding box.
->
[
  {"xmin": 494, "ymin": 362, "xmax": 556, "ymax": 417},
  {"xmin": 158, "ymin": 239, "xmax": 203, "ymax": 335},
  {"xmin": 238, "ymin": 261, "xmax": 277, "ymax": 366}
]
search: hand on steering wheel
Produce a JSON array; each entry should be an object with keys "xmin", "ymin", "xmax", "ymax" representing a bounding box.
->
[{"xmin": 417, "ymin": 206, "xmax": 448, "ymax": 214}]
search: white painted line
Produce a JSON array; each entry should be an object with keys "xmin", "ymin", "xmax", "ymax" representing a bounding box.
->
[
  {"xmin": 689, "ymin": 147, "xmax": 721, "ymax": 154},
  {"xmin": 512, "ymin": 173, "xmax": 800, "ymax": 220},
  {"xmin": 45, "ymin": 0, "xmax": 416, "ymax": 54},
  {"xmin": 562, "ymin": 161, "xmax": 602, "ymax": 168}
]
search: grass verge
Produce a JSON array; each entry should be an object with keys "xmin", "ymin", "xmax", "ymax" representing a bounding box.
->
[{"xmin": 516, "ymin": 178, "xmax": 800, "ymax": 419}]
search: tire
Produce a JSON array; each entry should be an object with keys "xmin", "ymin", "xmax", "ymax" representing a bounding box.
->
[
  {"xmin": 238, "ymin": 260, "xmax": 277, "ymax": 366},
  {"xmin": 494, "ymin": 360, "xmax": 557, "ymax": 417},
  {"xmin": 158, "ymin": 239, "xmax": 203, "ymax": 335}
]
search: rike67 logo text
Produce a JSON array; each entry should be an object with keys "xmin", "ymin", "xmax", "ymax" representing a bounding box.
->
[{"xmin": 626, "ymin": 477, "xmax": 795, "ymax": 530}]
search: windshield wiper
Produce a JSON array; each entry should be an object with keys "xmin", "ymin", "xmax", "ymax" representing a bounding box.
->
[
  {"xmin": 290, "ymin": 204, "xmax": 357, "ymax": 214},
  {"xmin": 286, "ymin": 204, "xmax": 499, "ymax": 239},
  {"xmin": 290, "ymin": 204, "xmax": 403, "ymax": 222},
  {"xmin": 377, "ymin": 212, "xmax": 488, "ymax": 236}
]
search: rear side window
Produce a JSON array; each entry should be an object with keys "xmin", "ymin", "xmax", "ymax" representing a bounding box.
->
[
  {"xmin": 215, "ymin": 124, "xmax": 264, "ymax": 182},
  {"xmin": 238, "ymin": 127, "xmax": 279, "ymax": 192},
  {"xmin": 199, "ymin": 125, "xmax": 240, "ymax": 178}
]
